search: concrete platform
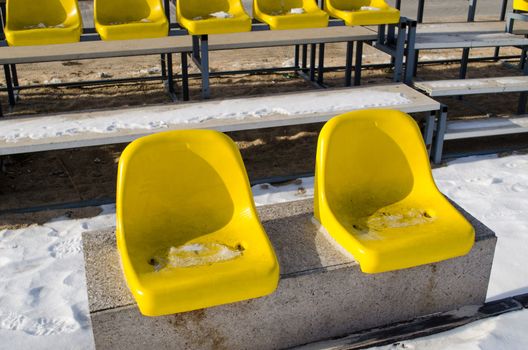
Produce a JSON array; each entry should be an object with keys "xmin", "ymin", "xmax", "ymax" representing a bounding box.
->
[{"xmin": 83, "ymin": 198, "xmax": 496, "ymax": 350}]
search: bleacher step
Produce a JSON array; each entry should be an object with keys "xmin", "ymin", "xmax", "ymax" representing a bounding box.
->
[
  {"xmin": 83, "ymin": 198, "xmax": 496, "ymax": 350},
  {"xmin": 445, "ymin": 116, "xmax": 528, "ymax": 140},
  {"xmin": 414, "ymin": 76, "xmax": 528, "ymax": 97}
]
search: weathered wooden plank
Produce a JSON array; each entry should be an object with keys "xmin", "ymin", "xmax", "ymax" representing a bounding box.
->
[
  {"xmin": 445, "ymin": 116, "xmax": 528, "ymax": 140},
  {"xmin": 414, "ymin": 76, "xmax": 528, "ymax": 97},
  {"xmin": 0, "ymin": 84, "xmax": 439, "ymax": 155}
]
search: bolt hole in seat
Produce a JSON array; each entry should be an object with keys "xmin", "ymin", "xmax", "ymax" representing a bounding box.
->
[
  {"xmin": 514, "ymin": 0, "xmax": 528, "ymax": 12},
  {"xmin": 4, "ymin": 0, "xmax": 83, "ymax": 46},
  {"xmin": 314, "ymin": 110, "xmax": 474, "ymax": 274},
  {"xmin": 324, "ymin": 0, "xmax": 399, "ymax": 26},
  {"xmin": 177, "ymin": 0, "xmax": 252, "ymax": 35},
  {"xmin": 94, "ymin": 0, "xmax": 169, "ymax": 40},
  {"xmin": 116, "ymin": 130, "xmax": 279, "ymax": 316},
  {"xmin": 253, "ymin": 0, "xmax": 329, "ymax": 30}
]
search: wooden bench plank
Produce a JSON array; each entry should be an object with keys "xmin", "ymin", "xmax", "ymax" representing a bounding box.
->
[
  {"xmin": 0, "ymin": 36, "xmax": 194, "ymax": 64},
  {"xmin": 0, "ymin": 84, "xmax": 439, "ymax": 155},
  {"xmin": 414, "ymin": 76, "xmax": 528, "ymax": 97},
  {"xmin": 415, "ymin": 21, "xmax": 528, "ymax": 50},
  {"xmin": 445, "ymin": 116, "xmax": 528, "ymax": 140},
  {"xmin": 0, "ymin": 26, "xmax": 376, "ymax": 65},
  {"xmin": 207, "ymin": 26, "xmax": 377, "ymax": 50}
]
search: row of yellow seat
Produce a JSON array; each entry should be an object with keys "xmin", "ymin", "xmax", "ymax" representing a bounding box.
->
[
  {"xmin": 4, "ymin": 0, "xmax": 400, "ymax": 46},
  {"xmin": 116, "ymin": 109, "xmax": 475, "ymax": 316},
  {"xmin": 515, "ymin": 0, "xmax": 528, "ymax": 12}
]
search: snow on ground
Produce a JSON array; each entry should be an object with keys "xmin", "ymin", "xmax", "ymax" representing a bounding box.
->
[
  {"xmin": 0, "ymin": 153, "xmax": 527, "ymax": 349},
  {"xmin": 0, "ymin": 90, "xmax": 410, "ymax": 143}
]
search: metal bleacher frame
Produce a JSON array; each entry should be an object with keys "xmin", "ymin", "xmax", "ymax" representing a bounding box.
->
[{"xmin": 0, "ymin": 0, "xmax": 411, "ymax": 115}]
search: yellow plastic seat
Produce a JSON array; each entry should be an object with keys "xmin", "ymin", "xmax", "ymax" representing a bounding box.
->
[
  {"xmin": 324, "ymin": 0, "xmax": 400, "ymax": 26},
  {"xmin": 514, "ymin": 0, "xmax": 528, "ymax": 12},
  {"xmin": 314, "ymin": 110, "xmax": 475, "ymax": 274},
  {"xmin": 4, "ymin": 0, "xmax": 82, "ymax": 46},
  {"xmin": 177, "ymin": 0, "xmax": 252, "ymax": 35},
  {"xmin": 253, "ymin": 0, "xmax": 329, "ymax": 30},
  {"xmin": 94, "ymin": 0, "xmax": 168, "ymax": 41},
  {"xmin": 116, "ymin": 130, "xmax": 280, "ymax": 316}
]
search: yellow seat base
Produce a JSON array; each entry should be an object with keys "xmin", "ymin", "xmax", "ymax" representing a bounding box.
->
[
  {"xmin": 314, "ymin": 110, "xmax": 475, "ymax": 274},
  {"xmin": 177, "ymin": 0, "xmax": 251, "ymax": 35},
  {"xmin": 325, "ymin": 0, "xmax": 400, "ymax": 26},
  {"xmin": 514, "ymin": 0, "xmax": 528, "ymax": 12},
  {"xmin": 4, "ymin": 0, "xmax": 82, "ymax": 46},
  {"xmin": 117, "ymin": 130, "xmax": 279, "ymax": 316},
  {"xmin": 94, "ymin": 0, "xmax": 168, "ymax": 40},
  {"xmin": 254, "ymin": 0, "xmax": 329, "ymax": 30}
]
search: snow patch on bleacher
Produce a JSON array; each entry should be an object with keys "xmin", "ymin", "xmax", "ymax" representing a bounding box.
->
[{"xmin": 0, "ymin": 90, "xmax": 410, "ymax": 142}]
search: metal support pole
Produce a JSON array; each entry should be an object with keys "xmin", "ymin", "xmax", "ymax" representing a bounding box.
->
[
  {"xmin": 181, "ymin": 52, "xmax": 189, "ymax": 101},
  {"xmin": 309, "ymin": 43, "xmax": 316, "ymax": 81},
  {"xmin": 433, "ymin": 105, "xmax": 448, "ymax": 164},
  {"xmin": 192, "ymin": 35, "xmax": 200, "ymax": 60},
  {"xmin": 317, "ymin": 43, "xmax": 325, "ymax": 85},
  {"xmin": 424, "ymin": 111, "xmax": 436, "ymax": 155},
  {"xmin": 160, "ymin": 54, "xmax": 167, "ymax": 79},
  {"xmin": 166, "ymin": 54, "xmax": 176, "ymax": 100},
  {"xmin": 200, "ymin": 35, "xmax": 210, "ymax": 99},
  {"xmin": 417, "ymin": 0, "xmax": 425, "ymax": 23},
  {"xmin": 467, "ymin": 0, "xmax": 478, "ymax": 22},
  {"xmin": 395, "ymin": 0, "xmax": 401, "ymax": 10},
  {"xmin": 520, "ymin": 46, "xmax": 527, "ymax": 70},
  {"xmin": 354, "ymin": 41, "xmax": 363, "ymax": 86},
  {"xmin": 301, "ymin": 44, "xmax": 308, "ymax": 72},
  {"xmin": 518, "ymin": 54, "xmax": 528, "ymax": 114},
  {"xmin": 459, "ymin": 48, "xmax": 470, "ymax": 79},
  {"xmin": 405, "ymin": 20, "xmax": 417, "ymax": 84},
  {"xmin": 3, "ymin": 65, "xmax": 15, "ymax": 107},
  {"xmin": 500, "ymin": 0, "xmax": 508, "ymax": 21},
  {"xmin": 345, "ymin": 41, "xmax": 353, "ymax": 87},
  {"xmin": 294, "ymin": 45, "xmax": 300, "ymax": 68},
  {"xmin": 393, "ymin": 21, "xmax": 406, "ymax": 82}
]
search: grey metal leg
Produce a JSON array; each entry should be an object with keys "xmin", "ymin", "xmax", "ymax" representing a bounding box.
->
[
  {"xmin": 518, "ymin": 55, "xmax": 528, "ymax": 114},
  {"xmin": 433, "ymin": 105, "xmax": 448, "ymax": 164},
  {"xmin": 404, "ymin": 20, "xmax": 417, "ymax": 84},
  {"xmin": 467, "ymin": 0, "xmax": 478, "ymax": 22},
  {"xmin": 166, "ymin": 54, "xmax": 176, "ymax": 100},
  {"xmin": 345, "ymin": 41, "xmax": 353, "ymax": 87},
  {"xmin": 3, "ymin": 65, "xmax": 15, "ymax": 107},
  {"xmin": 317, "ymin": 43, "xmax": 325, "ymax": 85},
  {"xmin": 160, "ymin": 54, "xmax": 167, "ymax": 79},
  {"xmin": 393, "ymin": 21, "xmax": 406, "ymax": 83},
  {"xmin": 459, "ymin": 48, "xmax": 470, "ymax": 79},
  {"xmin": 301, "ymin": 44, "xmax": 308, "ymax": 72},
  {"xmin": 10, "ymin": 64, "xmax": 19, "ymax": 102},
  {"xmin": 309, "ymin": 44, "xmax": 316, "ymax": 81},
  {"xmin": 417, "ymin": 0, "xmax": 425, "ymax": 23},
  {"xmin": 200, "ymin": 35, "xmax": 210, "ymax": 99},
  {"xmin": 181, "ymin": 52, "xmax": 189, "ymax": 101},
  {"xmin": 192, "ymin": 36, "xmax": 199, "ymax": 59},
  {"xmin": 424, "ymin": 111, "xmax": 435, "ymax": 155},
  {"xmin": 294, "ymin": 45, "xmax": 300, "ymax": 68},
  {"xmin": 354, "ymin": 41, "xmax": 363, "ymax": 86}
]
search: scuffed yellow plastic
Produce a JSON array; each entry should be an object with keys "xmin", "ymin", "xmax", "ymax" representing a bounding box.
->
[
  {"xmin": 116, "ymin": 130, "xmax": 279, "ymax": 316},
  {"xmin": 253, "ymin": 0, "xmax": 329, "ymax": 30},
  {"xmin": 4, "ymin": 0, "xmax": 83, "ymax": 46},
  {"xmin": 324, "ymin": 0, "xmax": 400, "ymax": 26},
  {"xmin": 94, "ymin": 0, "xmax": 168, "ymax": 41},
  {"xmin": 514, "ymin": 0, "xmax": 528, "ymax": 12},
  {"xmin": 177, "ymin": 0, "xmax": 251, "ymax": 35},
  {"xmin": 314, "ymin": 110, "xmax": 475, "ymax": 274}
]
